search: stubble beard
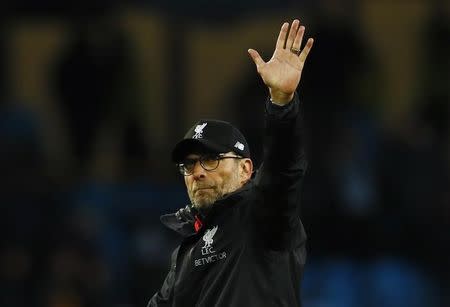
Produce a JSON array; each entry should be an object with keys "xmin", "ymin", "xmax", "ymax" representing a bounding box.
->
[
  {"xmin": 190, "ymin": 189, "xmax": 218, "ymax": 210},
  {"xmin": 189, "ymin": 172, "xmax": 241, "ymax": 211}
]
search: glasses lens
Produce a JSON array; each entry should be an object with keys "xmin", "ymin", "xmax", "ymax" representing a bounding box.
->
[
  {"xmin": 178, "ymin": 155, "xmax": 222, "ymax": 175},
  {"xmin": 200, "ymin": 155, "xmax": 219, "ymax": 170},
  {"xmin": 178, "ymin": 159, "xmax": 196, "ymax": 175}
]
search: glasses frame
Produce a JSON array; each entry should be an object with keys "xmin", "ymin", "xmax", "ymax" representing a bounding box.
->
[{"xmin": 177, "ymin": 153, "xmax": 244, "ymax": 176}]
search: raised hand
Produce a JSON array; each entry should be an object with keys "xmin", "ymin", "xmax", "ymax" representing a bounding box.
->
[{"xmin": 248, "ymin": 19, "xmax": 314, "ymax": 105}]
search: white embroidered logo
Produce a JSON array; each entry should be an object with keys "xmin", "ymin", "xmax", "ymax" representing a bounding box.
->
[
  {"xmin": 201, "ymin": 225, "xmax": 218, "ymax": 255},
  {"xmin": 234, "ymin": 141, "xmax": 244, "ymax": 151},
  {"xmin": 192, "ymin": 123, "xmax": 207, "ymax": 139},
  {"xmin": 195, "ymin": 225, "xmax": 227, "ymax": 267}
]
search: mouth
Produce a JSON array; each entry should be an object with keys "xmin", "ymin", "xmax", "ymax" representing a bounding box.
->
[
  {"xmin": 195, "ymin": 185, "xmax": 213, "ymax": 190},
  {"xmin": 194, "ymin": 187, "xmax": 213, "ymax": 193}
]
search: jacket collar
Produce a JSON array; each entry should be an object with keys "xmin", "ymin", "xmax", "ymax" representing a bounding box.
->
[
  {"xmin": 160, "ymin": 205, "xmax": 199, "ymax": 237},
  {"xmin": 160, "ymin": 180, "xmax": 253, "ymax": 237}
]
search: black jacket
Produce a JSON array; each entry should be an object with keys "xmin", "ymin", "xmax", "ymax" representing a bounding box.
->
[{"xmin": 148, "ymin": 93, "xmax": 308, "ymax": 307}]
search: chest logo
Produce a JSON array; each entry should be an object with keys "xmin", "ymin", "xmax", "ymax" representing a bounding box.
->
[
  {"xmin": 201, "ymin": 225, "xmax": 218, "ymax": 255},
  {"xmin": 195, "ymin": 225, "xmax": 226, "ymax": 267}
]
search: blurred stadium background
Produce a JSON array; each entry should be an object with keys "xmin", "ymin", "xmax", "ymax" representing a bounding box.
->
[{"xmin": 0, "ymin": 1, "xmax": 449, "ymax": 306}]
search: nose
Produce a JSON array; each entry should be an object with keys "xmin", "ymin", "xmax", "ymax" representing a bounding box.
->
[{"xmin": 191, "ymin": 160, "xmax": 206, "ymax": 179}]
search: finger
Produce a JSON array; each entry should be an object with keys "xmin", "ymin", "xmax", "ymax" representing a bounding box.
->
[
  {"xmin": 286, "ymin": 19, "xmax": 300, "ymax": 49},
  {"xmin": 292, "ymin": 25, "xmax": 305, "ymax": 53},
  {"xmin": 248, "ymin": 49, "xmax": 265, "ymax": 69},
  {"xmin": 299, "ymin": 38, "xmax": 314, "ymax": 62},
  {"xmin": 275, "ymin": 22, "xmax": 289, "ymax": 50}
]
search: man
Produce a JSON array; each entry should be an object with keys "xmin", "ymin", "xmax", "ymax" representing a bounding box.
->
[{"xmin": 148, "ymin": 19, "xmax": 314, "ymax": 306}]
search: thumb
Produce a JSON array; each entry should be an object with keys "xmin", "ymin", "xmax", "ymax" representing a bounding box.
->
[{"xmin": 248, "ymin": 49, "xmax": 265, "ymax": 69}]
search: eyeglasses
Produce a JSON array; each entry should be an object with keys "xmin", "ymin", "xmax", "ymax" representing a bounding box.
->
[{"xmin": 177, "ymin": 153, "xmax": 243, "ymax": 176}]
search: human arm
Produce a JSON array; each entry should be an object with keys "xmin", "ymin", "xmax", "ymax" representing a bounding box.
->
[{"xmin": 248, "ymin": 19, "xmax": 313, "ymax": 249}]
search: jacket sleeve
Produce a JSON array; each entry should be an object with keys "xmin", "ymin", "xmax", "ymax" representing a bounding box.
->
[
  {"xmin": 147, "ymin": 269, "xmax": 174, "ymax": 307},
  {"xmin": 252, "ymin": 92, "xmax": 308, "ymax": 250},
  {"xmin": 147, "ymin": 247, "xmax": 178, "ymax": 306}
]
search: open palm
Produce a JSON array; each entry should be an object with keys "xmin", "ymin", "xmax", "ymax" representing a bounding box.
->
[{"xmin": 248, "ymin": 19, "xmax": 314, "ymax": 104}]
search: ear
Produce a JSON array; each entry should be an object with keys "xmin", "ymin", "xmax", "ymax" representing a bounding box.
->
[{"xmin": 239, "ymin": 158, "xmax": 253, "ymax": 184}]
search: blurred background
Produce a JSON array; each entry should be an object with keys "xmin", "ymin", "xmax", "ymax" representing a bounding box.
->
[{"xmin": 0, "ymin": 0, "xmax": 449, "ymax": 306}]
